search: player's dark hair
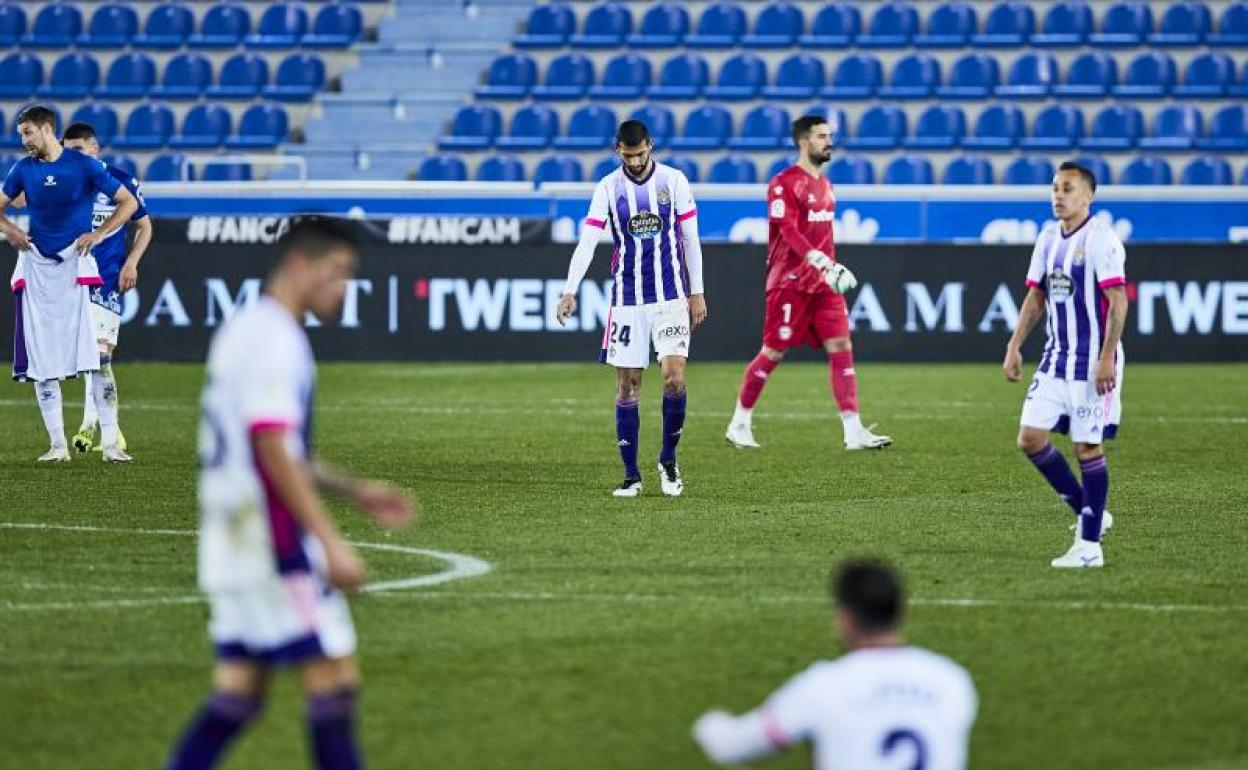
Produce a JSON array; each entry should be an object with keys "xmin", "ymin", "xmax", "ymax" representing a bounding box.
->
[
  {"xmin": 16, "ymin": 105, "xmax": 57, "ymax": 131},
  {"xmin": 832, "ymin": 559, "xmax": 904, "ymax": 633},
  {"xmin": 1058, "ymin": 161, "xmax": 1097, "ymax": 193},
  {"xmin": 277, "ymin": 216, "xmax": 362, "ymax": 262},
  {"xmin": 62, "ymin": 122, "xmax": 97, "ymax": 143},
  {"xmin": 616, "ymin": 120, "xmax": 651, "ymax": 147},
  {"xmin": 792, "ymin": 115, "xmax": 829, "ymax": 146}
]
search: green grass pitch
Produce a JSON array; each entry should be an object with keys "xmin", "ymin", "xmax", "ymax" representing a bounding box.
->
[{"xmin": 1, "ymin": 361, "xmax": 1246, "ymax": 769}]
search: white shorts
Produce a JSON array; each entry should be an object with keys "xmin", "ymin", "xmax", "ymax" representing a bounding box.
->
[
  {"xmin": 1020, "ymin": 365, "xmax": 1124, "ymax": 444},
  {"xmin": 599, "ymin": 299, "xmax": 691, "ymax": 369},
  {"xmin": 207, "ymin": 571, "xmax": 357, "ymax": 665},
  {"xmin": 89, "ymin": 301, "xmax": 120, "ymax": 347}
]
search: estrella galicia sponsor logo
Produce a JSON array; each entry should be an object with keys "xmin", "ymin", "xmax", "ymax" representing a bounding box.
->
[{"xmin": 627, "ymin": 211, "xmax": 662, "ymax": 240}]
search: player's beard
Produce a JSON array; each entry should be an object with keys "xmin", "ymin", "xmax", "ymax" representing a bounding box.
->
[
  {"xmin": 808, "ymin": 148, "xmax": 832, "ymax": 166},
  {"xmin": 25, "ymin": 143, "xmax": 42, "ymax": 159}
]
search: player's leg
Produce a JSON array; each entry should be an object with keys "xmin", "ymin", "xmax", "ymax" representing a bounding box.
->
[
  {"xmin": 93, "ymin": 345, "xmax": 130, "ymax": 462},
  {"xmin": 165, "ymin": 661, "xmax": 269, "ymax": 770},
  {"xmin": 657, "ymin": 355, "xmax": 687, "ymax": 496},
  {"xmin": 1017, "ymin": 373, "xmax": 1088, "ymax": 521},
  {"xmin": 1052, "ymin": 382, "xmax": 1115, "ymax": 568},
  {"xmin": 816, "ymin": 293, "xmax": 890, "ymax": 449},
  {"xmin": 614, "ymin": 367, "xmax": 644, "ymax": 496},
  {"xmin": 75, "ymin": 297, "xmax": 114, "ymax": 452},
  {"xmin": 34, "ymin": 379, "xmax": 70, "ymax": 462},
  {"xmin": 75, "ymin": 371, "xmax": 97, "ymax": 452},
  {"xmin": 299, "ymin": 655, "xmax": 366, "ymax": 770},
  {"xmin": 728, "ymin": 290, "xmax": 797, "ymax": 448}
]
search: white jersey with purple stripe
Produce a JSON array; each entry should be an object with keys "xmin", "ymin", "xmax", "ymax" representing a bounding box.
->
[
  {"xmin": 584, "ymin": 163, "xmax": 697, "ymax": 307},
  {"xmin": 1026, "ymin": 216, "xmax": 1126, "ymax": 382},
  {"xmin": 197, "ymin": 296, "xmax": 317, "ymax": 592}
]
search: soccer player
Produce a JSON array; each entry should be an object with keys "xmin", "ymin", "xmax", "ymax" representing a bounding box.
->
[
  {"xmin": 1004, "ymin": 162, "xmax": 1127, "ymax": 569},
  {"xmin": 693, "ymin": 560, "xmax": 978, "ymax": 769},
  {"xmin": 0, "ymin": 105, "xmax": 139, "ymax": 462},
  {"xmin": 725, "ymin": 115, "xmax": 891, "ymax": 452},
  {"xmin": 555, "ymin": 120, "xmax": 707, "ymax": 498},
  {"xmin": 165, "ymin": 218, "xmax": 415, "ymax": 770}
]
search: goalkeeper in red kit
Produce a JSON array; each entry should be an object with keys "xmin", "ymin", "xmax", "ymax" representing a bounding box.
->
[{"xmin": 725, "ymin": 115, "xmax": 892, "ymax": 451}]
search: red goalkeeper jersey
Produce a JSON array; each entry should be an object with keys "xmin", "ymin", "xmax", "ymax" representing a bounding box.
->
[{"xmin": 766, "ymin": 165, "xmax": 837, "ymax": 295}]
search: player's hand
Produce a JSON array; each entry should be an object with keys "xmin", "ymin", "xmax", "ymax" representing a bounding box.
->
[
  {"xmin": 825, "ymin": 262, "xmax": 857, "ymax": 294},
  {"xmin": 1003, "ymin": 347, "xmax": 1023, "ymax": 382},
  {"xmin": 555, "ymin": 292, "xmax": 577, "ymax": 326},
  {"xmin": 3, "ymin": 224, "xmax": 31, "ymax": 252},
  {"xmin": 688, "ymin": 294, "xmax": 707, "ymax": 329},
  {"xmin": 73, "ymin": 231, "xmax": 102, "ymax": 256},
  {"xmin": 118, "ymin": 262, "xmax": 139, "ymax": 292},
  {"xmin": 1094, "ymin": 357, "xmax": 1116, "ymax": 396},
  {"xmin": 351, "ymin": 480, "xmax": 417, "ymax": 530},
  {"xmin": 804, "ymin": 249, "xmax": 833, "ymax": 271},
  {"xmin": 325, "ymin": 538, "xmax": 367, "ymax": 593}
]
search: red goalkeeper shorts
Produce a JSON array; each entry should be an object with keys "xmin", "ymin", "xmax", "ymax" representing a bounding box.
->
[{"xmin": 761, "ymin": 287, "xmax": 849, "ymax": 350}]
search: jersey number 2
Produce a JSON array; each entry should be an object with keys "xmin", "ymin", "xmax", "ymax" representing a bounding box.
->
[
  {"xmin": 610, "ymin": 322, "xmax": 632, "ymax": 346},
  {"xmin": 881, "ymin": 728, "xmax": 927, "ymax": 770}
]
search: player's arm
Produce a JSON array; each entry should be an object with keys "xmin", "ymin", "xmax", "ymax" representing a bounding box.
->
[
  {"xmin": 118, "ymin": 215, "xmax": 152, "ymax": 293},
  {"xmin": 556, "ymin": 182, "xmax": 610, "ymax": 325},
  {"xmin": 693, "ymin": 709, "xmax": 782, "ymax": 765},
  {"xmin": 310, "ymin": 460, "xmax": 417, "ymax": 530},
  {"xmin": 675, "ymin": 174, "xmax": 707, "ymax": 328},
  {"xmin": 1093, "ymin": 287, "xmax": 1127, "ymax": 395},
  {"xmin": 769, "ymin": 184, "xmax": 855, "ymax": 293},
  {"xmin": 7, "ymin": 193, "xmax": 24, "ymax": 209},
  {"xmin": 0, "ymin": 174, "xmax": 31, "ymax": 251},
  {"xmin": 1004, "ymin": 287, "xmax": 1045, "ymax": 382}
]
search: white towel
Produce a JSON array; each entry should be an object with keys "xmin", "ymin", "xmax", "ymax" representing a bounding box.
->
[{"xmin": 10, "ymin": 245, "xmax": 102, "ymax": 382}]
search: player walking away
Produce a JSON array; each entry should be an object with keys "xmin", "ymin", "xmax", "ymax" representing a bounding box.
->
[
  {"xmin": 693, "ymin": 560, "xmax": 978, "ymax": 769},
  {"xmin": 725, "ymin": 115, "xmax": 891, "ymax": 452},
  {"xmin": 0, "ymin": 105, "xmax": 139, "ymax": 463},
  {"xmin": 555, "ymin": 120, "xmax": 707, "ymax": 498},
  {"xmin": 165, "ymin": 218, "xmax": 415, "ymax": 770},
  {"xmin": 1004, "ymin": 162, "xmax": 1127, "ymax": 569}
]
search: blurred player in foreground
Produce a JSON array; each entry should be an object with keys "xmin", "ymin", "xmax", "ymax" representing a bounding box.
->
[
  {"xmin": 165, "ymin": 218, "xmax": 415, "ymax": 770},
  {"xmin": 556, "ymin": 120, "xmax": 707, "ymax": 498},
  {"xmin": 1004, "ymin": 162, "xmax": 1127, "ymax": 569},
  {"xmin": 694, "ymin": 560, "xmax": 977, "ymax": 769},
  {"xmin": 725, "ymin": 115, "xmax": 891, "ymax": 452}
]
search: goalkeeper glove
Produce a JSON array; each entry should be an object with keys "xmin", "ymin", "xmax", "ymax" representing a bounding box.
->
[{"xmin": 825, "ymin": 262, "xmax": 857, "ymax": 294}]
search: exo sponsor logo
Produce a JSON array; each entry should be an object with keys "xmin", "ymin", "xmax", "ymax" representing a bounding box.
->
[{"xmin": 657, "ymin": 324, "xmax": 689, "ymax": 339}]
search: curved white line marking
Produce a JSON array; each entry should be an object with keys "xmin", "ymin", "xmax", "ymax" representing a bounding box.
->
[{"xmin": 0, "ymin": 522, "xmax": 493, "ymax": 612}]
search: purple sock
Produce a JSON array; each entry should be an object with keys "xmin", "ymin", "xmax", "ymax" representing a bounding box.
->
[
  {"xmin": 659, "ymin": 390, "xmax": 687, "ymax": 465},
  {"xmin": 1079, "ymin": 455, "xmax": 1109, "ymax": 542},
  {"xmin": 1026, "ymin": 444, "xmax": 1083, "ymax": 516},
  {"xmin": 308, "ymin": 688, "xmax": 363, "ymax": 770},
  {"xmin": 165, "ymin": 692, "xmax": 262, "ymax": 770},
  {"xmin": 616, "ymin": 399, "xmax": 640, "ymax": 479}
]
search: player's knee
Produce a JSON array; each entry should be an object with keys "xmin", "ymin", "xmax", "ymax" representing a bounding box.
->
[
  {"xmin": 826, "ymin": 337, "xmax": 852, "ymax": 353},
  {"xmin": 663, "ymin": 371, "xmax": 686, "ymax": 394},
  {"xmin": 1016, "ymin": 430, "xmax": 1045, "ymax": 454},
  {"xmin": 1074, "ymin": 443, "xmax": 1104, "ymax": 462},
  {"xmin": 761, "ymin": 346, "xmax": 785, "ymax": 363}
]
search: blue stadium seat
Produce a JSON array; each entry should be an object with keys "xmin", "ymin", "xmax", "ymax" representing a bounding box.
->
[
  {"xmin": 1071, "ymin": 155, "xmax": 1112, "ymax": 185},
  {"xmin": 21, "ymin": 3, "xmax": 82, "ymax": 48},
  {"xmin": 101, "ymin": 153, "xmax": 138, "ymax": 178},
  {"xmin": 763, "ymin": 53, "xmax": 824, "ymax": 99},
  {"xmin": 1003, "ymin": 156, "xmax": 1054, "ymax": 185},
  {"xmin": 555, "ymin": 104, "xmax": 617, "ymax": 150},
  {"xmin": 226, "ymin": 103, "xmax": 290, "ymax": 149},
  {"xmin": 418, "ymin": 155, "xmax": 468, "ymax": 182},
  {"xmin": 942, "ymin": 155, "xmax": 994, "ymax": 184},
  {"xmin": 1149, "ymin": 1, "xmax": 1211, "ymax": 46},
  {"xmin": 532, "ymin": 53, "xmax": 594, "ymax": 100},
  {"xmin": 170, "ymin": 104, "xmax": 232, "ymax": 150},
  {"xmin": 1089, "ymin": 1, "xmax": 1152, "ymax": 47},
  {"xmin": 150, "ymin": 53, "xmax": 211, "ymax": 100},
  {"xmin": 858, "ymin": 2, "xmax": 918, "ymax": 48},
  {"xmin": 822, "ymin": 54, "xmax": 882, "ymax": 100},
  {"xmin": 534, "ymin": 154, "xmax": 584, "ymax": 186},
  {"xmin": 630, "ymin": 104, "xmax": 676, "ymax": 144},
  {"xmin": 1032, "ymin": 1, "xmax": 1093, "ymax": 47},
  {"xmin": 663, "ymin": 155, "xmax": 700, "ymax": 182},
  {"xmin": 38, "ymin": 53, "xmax": 99, "ymax": 100},
  {"xmin": 627, "ymin": 3, "xmax": 690, "ymax": 48},
  {"xmin": 670, "ymin": 105, "xmax": 733, "ymax": 151},
  {"xmin": 1120, "ymin": 156, "xmax": 1172, "ymax": 185},
  {"xmin": 570, "ymin": 3, "xmax": 632, "ymax": 48},
  {"xmin": 1080, "ymin": 105, "xmax": 1143, "ymax": 151},
  {"xmin": 1174, "ymin": 52, "xmax": 1233, "ymax": 98},
  {"xmin": 647, "ymin": 54, "xmax": 709, "ymax": 100},
  {"xmin": 0, "ymin": 4, "xmax": 26, "ymax": 47},
  {"xmin": 685, "ymin": 2, "xmax": 747, "ymax": 48},
  {"xmin": 476, "ymin": 154, "xmax": 526, "ymax": 182},
  {"xmin": 188, "ymin": 4, "xmax": 250, "ymax": 49},
  {"xmin": 996, "ymin": 52, "xmax": 1057, "ymax": 99},
  {"xmin": 438, "ymin": 105, "xmax": 503, "ymax": 150},
  {"xmin": 263, "ymin": 54, "xmax": 325, "ymax": 102},
  {"xmin": 1114, "ymin": 52, "xmax": 1176, "ymax": 98},
  {"xmin": 1198, "ymin": 105, "xmax": 1248, "ymax": 150},
  {"xmin": 963, "ymin": 104, "xmax": 1024, "ymax": 150},
  {"xmin": 70, "ymin": 103, "xmax": 119, "ymax": 145},
  {"xmin": 1236, "ymin": 61, "xmax": 1248, "ymax": 98},
  {"xmin": 515, "ymin": 4, "xmax": 575, "ymax": 49},
  {"xmin": 133, "ymin": 3, "xmax": 193, "ymax": 49},
  {"xmin": 496, "ymin": 104, "xmax": 559, "ymax": 151},
  {"xmin": 704, "ymin": 52, "xmax": 767, "ymax": 101},
  {"xmin": 828, "ymin": 155, "xmax": 874, "ymax": 184},
  {"xmin": 764, "ymin": 156, "xmax": 793, "ymax": 180},
  {"xmin": 589, "ymin": 53, "xmax": 651, "ymax": 100},
  {"xmin": 476, "ymin": 54, "xmax": 537, "ymax": 100},
  {"xmin": 914, "ymin": 1, "xmax": 976, "ymax": 48},
  {"xmin": 904, "ymin": 105, "xmax": 966, "ymax": 149},
  {"xmin": 246, "ymin": 3, "xmax": 308, "ymax": 49},
  {"xmin": 1181, "ymin": 156, "xmax": 1232, "ymax": 185},
  {"xmin": 1208, "ymin": 2, "xmax": 1248, "ymax": 46},
  {"xmin": 591, "ymin": 155, "xmax": 619, "ymax": 180},
  {"xmin": 0, "ymin": 54, "xmax": 42, "ymax": 99},
  {"xmin": 303, "ymin": 4, "xmax": 362, "ymax": 49},
  {"xmin": 844, "ymin": 105, "xmax": 906, "ymax": 150},
  {"xmin": 742, "ymin": 3, "xmax": 803, "ymax": 49},
  {"xmin": 80, "ymin": 3, "xmax": 138, "ymax": 49},
  {"xmin": 879, "ymin": 53, "xmax": 941, "ymax": 99},
  {"xmin": 201, "ymin": 162, "xmax": 252, "ymax": 183},
  {"xmin": 799, "ymin": 3, "xmax": 860, "ymax": 48},
  {"xmin": 1020, "ymin": 104, "xmax": 1084, "ymax": 150},
  {"xmin": 972, "ymin": 1, "xmax": 1035, "ymax": 47},
  {"xmin": 96, "ymin": 53, "xmax": 156, "ymax": 100},
  {"xmin": 729, "ymin": 105, "xmax": 790, "ymax": 150},
  {"xmin": 884, "ymin": 155, "xmax": 934, "ymax": 184},
  {"xmin": 707, "ymin": 154, "xmax": 757, "ymax": 184},
  {"xmin": 937, "ymin": 53, "xmax": 1000, "ymax": 99},
  {"xmin": 802, "ymin": 105, "xmax": 849, "ymax": 144},
  {"xmin": 146, "ymin": 153, "xmax": 191, "ymax": 182},
  {"xmin": 207, "ymin": 53, "xmax": 269, "ymax": 100},
  {"xmin": 1053, "ymin": 52, "xmax": 1117, "ymax": 99},
  {"xmin": 1243, "ymin": 166, "xmax": 1248, "ymax": 185},
  {"xmin": 1140, "ymin": 104, "xmax": 1202, "ymax": 150},
  {"xmin": 115, "ymin": 103, "xmax": 176, "ymax": 150}
]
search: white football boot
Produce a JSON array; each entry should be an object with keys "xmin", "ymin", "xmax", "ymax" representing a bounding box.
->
[
  {"xmin": 38, "ymin": 445, "xmax": 71, "ymax": 463},
  {"xmin": 725, "ymin": 421, "xmax": 760, "ymax": 449},
  {"xmin": 845, "ymin": 423, "xmax": 893, "ymax": 450},
  {"xmin": 1051, "ymin": 535, "xmax": 1105, "ymax": 569},
  {"xmin": 102, "ymin": 446, "xmax": 133, "ymax": 463},
  {"xmin": 658, "ymin": 462, "xmax": 684, "ymax": 497},
  {"xmin": 613, "ymin": 478, "xmax": 643, "ymax": 498},
  {"xmin": 1070, "ymin": 509, "xmax": 1114, "ymax": 538}
]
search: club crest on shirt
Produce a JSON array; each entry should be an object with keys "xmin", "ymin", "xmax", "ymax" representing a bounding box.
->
[
  {"xmin": 1072, "ymin": 247, "xmax": 1086, "ymax": 265},
  {"xmin": 656, "ymin": 188, "xmax": 671, "ymax": 206},
  {"xmin": 627, "ymin": 211, "xmax": 662, "ymax": 239},
  {"xmin": 1047, "ymin": 270, "xmax": 1074, "ymax": 301}
]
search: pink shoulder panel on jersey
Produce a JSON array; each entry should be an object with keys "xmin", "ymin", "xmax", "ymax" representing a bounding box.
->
[
  {"xmin": 759, "ymin": 708, "xmax": 792, "ymax": 750},
  {"xmin": 584, "ymin": 217, "xmax": 606, "ymax": 229},
  {"xmin": 249, "ymin": 419, "xmax": 294, "ymax": 436},
  {"xmin": 1098, "ymin": 277, "xmax": 1126, "ymax": 289}
]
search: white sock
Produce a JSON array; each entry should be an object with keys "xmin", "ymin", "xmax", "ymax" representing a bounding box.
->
[
  {"xmin": 93, "ymin": 366, "xmax": 120, "ymax": 449},
  {"xmin": 840, "ymin": 411, "xmax": 863, "ymax": 439},
  {"xmin": 81, "ymin": 371, "xmax": 98, "ymax": 431},
  {"xmin": 36, "ymin": 380, "xmax": 66, "ymax": 449},
  {"xmin": 732, "ymin": 402, "xmax": 753, "ymax": 426}
]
